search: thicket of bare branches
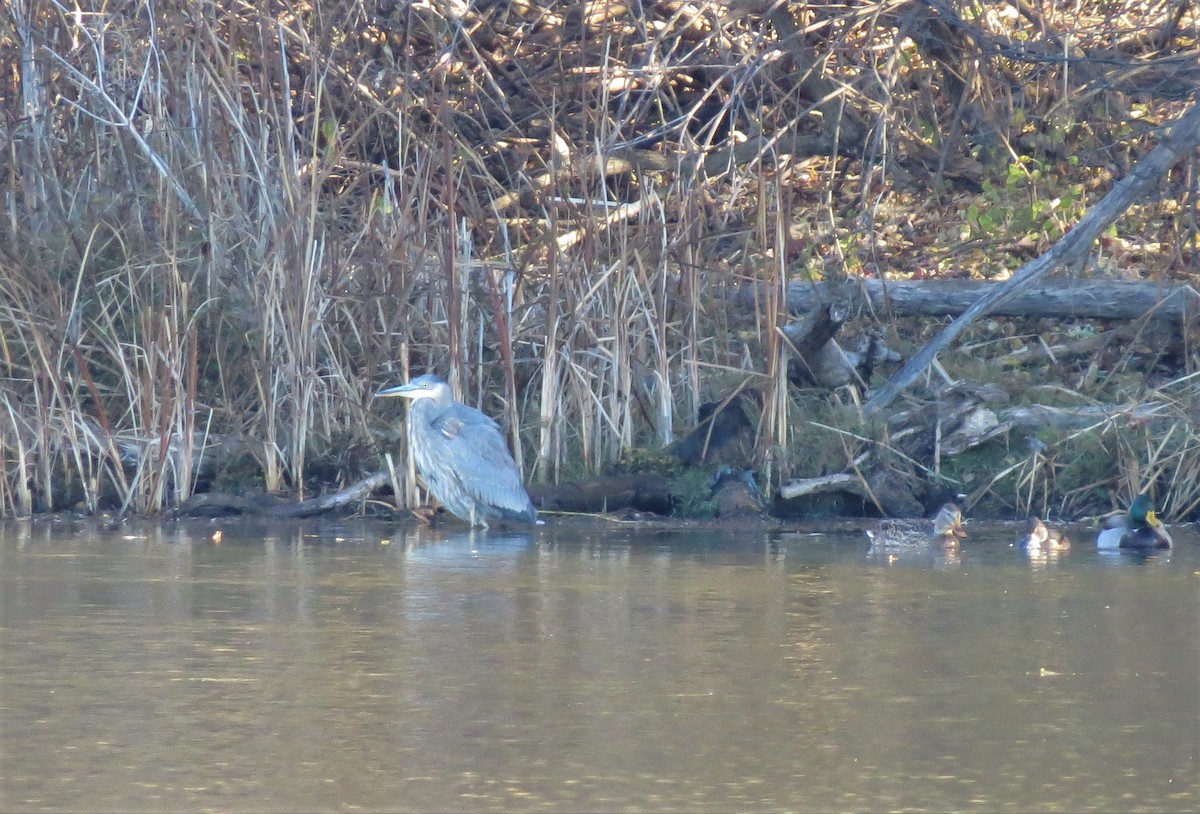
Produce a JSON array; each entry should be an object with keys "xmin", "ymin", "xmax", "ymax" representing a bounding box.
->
[{"xmin": 0, "ymin": 0, "xmax": 1197, "ymax": 518}]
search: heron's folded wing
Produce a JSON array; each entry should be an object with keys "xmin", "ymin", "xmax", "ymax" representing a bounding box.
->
[
  {"xmin": 448, "ymin": 420, "xmax": 534, "ymax": 517},
  {"xmin": 437, "ymin": 416, "xmax": 466, "ymax": 441}
]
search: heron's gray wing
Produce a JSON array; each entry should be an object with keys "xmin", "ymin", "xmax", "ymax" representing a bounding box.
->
[
  {"xmin": 432, "ymin": 404, "xmax": 533, "ymax": 518},
  {"xmin": 437, "ymin": 415, "xmax": 467, "ymax": 441}
]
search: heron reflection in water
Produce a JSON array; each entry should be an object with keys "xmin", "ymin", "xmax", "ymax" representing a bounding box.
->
[{"xmin": 375, "ymin": 374, "xmax": 537, "ymax": 529}]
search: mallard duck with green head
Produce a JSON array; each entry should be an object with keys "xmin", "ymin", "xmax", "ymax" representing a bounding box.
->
[
  {"xmin": 1096, "ymin": 494, "xmax": 1172, "ymax": 550},
  {"xmin": 866, "ymin": 503, "xmax": 966, "ymax": 549},
  {"xmin": 1021, "ymin": 518, "xmax": 1070, "ymax": 554}
]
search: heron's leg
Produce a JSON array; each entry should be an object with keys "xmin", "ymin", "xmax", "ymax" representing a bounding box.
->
[{"xmin": 470, "ymin": 504, "xmax": 489, "ymax": 530}]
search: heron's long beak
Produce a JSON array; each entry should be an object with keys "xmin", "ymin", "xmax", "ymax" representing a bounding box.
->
[{"xmin": 375, "ymin": 384, "xmax": 416, "ymax": 398}]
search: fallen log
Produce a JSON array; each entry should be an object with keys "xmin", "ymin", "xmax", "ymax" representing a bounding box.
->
[
  {"xmin": 528, "ymin": 474, "xmax": 673, "ymax": 515},
  {"xmin": 723, "ymin": 278, "xmax": 1198, "ymax": 323},
  {"xmin": 174, "ymin": 472, "xmax": 390, "ymax": 518},
  {"xmin": 175, "ymin": 471, "xmax": 676, "ymax": 520}
]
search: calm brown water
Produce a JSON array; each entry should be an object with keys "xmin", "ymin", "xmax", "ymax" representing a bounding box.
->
[{"xmin": 1, "ymin": 517, "xmax": 1197, "ymax": 812}]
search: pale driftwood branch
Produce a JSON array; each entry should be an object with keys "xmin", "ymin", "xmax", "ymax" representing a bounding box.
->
[
  {"xmin": 778, "ymin": 472, "xmax": 865, "ymax": 500},
  {"xmin": 865, "ymin": 97, "xmax": 1200, "ymax": 414},
  {"xmin": 276, "ymin": 472, "xmax": 391, "ymax": 517},
  {"xmin": 999, "ymin": 402, "xmax": 1173, "ymax": 429},
  {"xmin": 996, "ymin": 329, "xmax": 1112, "ymax": 365}
]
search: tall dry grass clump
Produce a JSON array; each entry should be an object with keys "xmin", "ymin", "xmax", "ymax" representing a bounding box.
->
[{"xmin": 0, "ymin": 0, "xmax": 1196, "ymax": 518}]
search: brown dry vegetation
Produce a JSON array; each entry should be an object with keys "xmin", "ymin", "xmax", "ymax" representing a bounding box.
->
[{"xmin": 0, "ymin": 0, "xmax": 1197, "ymax": 521}]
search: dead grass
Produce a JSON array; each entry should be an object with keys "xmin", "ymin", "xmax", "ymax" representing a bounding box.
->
[{"xmin": 0, "ymin": 0, "xmax": 1196, "ymax": 519}]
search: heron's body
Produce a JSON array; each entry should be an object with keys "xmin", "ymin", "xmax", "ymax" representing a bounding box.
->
[
  {"xmin": 376, "ymin": 375, "xmax": 536, "ymax": 528},
  {"xmin": 866, "ymin": 503, "xmax": 966, "ymax": 549},
  {"xmin": 1096, "ymin": 494, "xmax": 1171, "ymax": 550}
]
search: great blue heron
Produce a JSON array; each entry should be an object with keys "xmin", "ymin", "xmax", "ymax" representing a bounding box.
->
[{"xmin": 375, "ymin": 374, "xmax": 537, "ymax": 528}]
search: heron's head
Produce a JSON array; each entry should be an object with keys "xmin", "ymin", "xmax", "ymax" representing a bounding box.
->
[{"xmin": 375, "ymin": 374, "xmax": 452, "ymax": 403}]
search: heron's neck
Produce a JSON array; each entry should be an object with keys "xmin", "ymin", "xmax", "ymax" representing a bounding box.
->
[{"xmin": 410, "ymin": 398, "xmax": 449, "ymax": 421}]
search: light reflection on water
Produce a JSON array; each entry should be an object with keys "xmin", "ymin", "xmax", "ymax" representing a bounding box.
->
[{"xmin": 0, "ymin": 518, "xmax": 1197, "ymax": 812}]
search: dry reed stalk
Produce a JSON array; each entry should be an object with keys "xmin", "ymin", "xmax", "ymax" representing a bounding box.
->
[
  {"xmin": 628, "ymin": 245, "xmax": 675, "ymax": 448},
  {"xmin": 674, "ymin": 189, "xmax": 706, "ymax": 432},
  {"xmin": 1155, "ymin": 369, "xmax": 1200, "ymax": 516},
  {"xmin": 753, "ymin": 177, "xmax": 789, "ymax": 490},
  {"xmin": 563, "ymin": 361, "xmax": 599, "ymax": 473},
  {"xmin": 1163, "ymin": 427, "xmax": 1200, "ymax": 519},
  {"xmin": 0, "ymin": 393, "xmax": 32, "ymax": 515},
  {"xmin": 481, "ymin": 258, "xmax": 524, "ymax": 476},
  {"xmin": 83, "ymin": 258, "xmax": 173, "ymax": 513},
  {"xmin": 537, "ymin": 206, "xmax": 563, "ymax": 482},
  {"xmin": 614, "ymin": 267, "xmax": 635, "ymax": 456},
  {"xmin": 398, "ymin": 344, "xmax": 419, "ymax": 511},
  {"xmin": 256, "ymin": 251, "xmax": 285, "ymax": 497}
]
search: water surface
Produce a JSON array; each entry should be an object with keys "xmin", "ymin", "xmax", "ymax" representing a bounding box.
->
[{"xmin": 1, "ymin": 517, "xmax": 1197, "ymax": 812}]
